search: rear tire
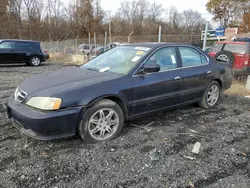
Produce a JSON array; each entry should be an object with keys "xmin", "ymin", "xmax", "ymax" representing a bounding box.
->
[
  {"xmin": 30, "ymin": 56, "xmax": 41, "ymax": 66},
  {"xmin": 199, "ymin": 81, "xmax": 221, "ymax": 109},
  {"xmin": 78, "ymin": 99, "xmax": 124, "ymax": 144}
]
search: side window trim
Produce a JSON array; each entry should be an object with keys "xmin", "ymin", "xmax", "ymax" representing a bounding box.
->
[{"xmin": 133, "ymin": 45, "xmax": 210, "ymax": 77}]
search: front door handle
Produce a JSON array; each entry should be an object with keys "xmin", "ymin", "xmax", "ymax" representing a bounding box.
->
[
  {"xmin": 207, "ymin": 71, "xmax": 212, "ymax": 74},
  {"xmin": 174, "ymin": 76, "xmax": 181, "ymax": 80}
]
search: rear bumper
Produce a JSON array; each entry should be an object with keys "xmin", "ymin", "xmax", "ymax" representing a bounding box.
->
[
  {"xmin": 41, "ymin": 56, "xmax": 46, "ymax": 62},
  {"xmin": 4, "ymin": 96, "xmax": 84, "ymax": 140},
  {"xmin": 232, "ymin": 66, "xmax": 250, "ymax": 75}
]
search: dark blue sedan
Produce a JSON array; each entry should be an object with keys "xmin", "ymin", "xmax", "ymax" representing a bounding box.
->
[{"xmin": 2, "ymin": 43, "xmax": 233, "ymax": 143}]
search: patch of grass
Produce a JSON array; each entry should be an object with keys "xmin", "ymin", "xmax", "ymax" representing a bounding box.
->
[
  {"xmin": 49, "ymin": 52, "xmax": 71, "ymax": 62},
  {"xmin": 49, "ymin": 52, "xmax": 88, "ymax": 66},
  {"xmin": 225, "ymin": 82, "xmax": 250, "ymax": 96}
]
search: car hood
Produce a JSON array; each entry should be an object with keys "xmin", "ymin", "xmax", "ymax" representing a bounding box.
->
[{"xmin": 19, "ymin": 67, "xmax": 120, "ymax": 97}]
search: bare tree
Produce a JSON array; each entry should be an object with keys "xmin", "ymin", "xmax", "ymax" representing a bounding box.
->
[
  {"xmin": 182, "ymin": 10, "xmax": 203, "ymax": 32},
  {"xmin": 148, "ymin": 1, "xmax": 164, "ymax": 22},
  {"xmin": 8, "ymin": 0, "xmax": 23, "ymax": 38},
  {"xmin": 93, "ymin": 0, "xmax": 105, "ymax": 34},
  {"xmin": 166, "ymin": 6, "xmax": 183, "ymax": 34},
  {"xmin": 0, "ymin": 0, "xmax": 9, "ymax": 38},
  {"xmin": 0, "ymin": 0, "xmax": 206, "ymax": 42}
]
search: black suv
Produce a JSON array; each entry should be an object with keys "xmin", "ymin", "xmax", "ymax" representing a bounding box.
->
[{"xmin": 0, "ymin": 39, "xmax": 46, "ymax": 66}]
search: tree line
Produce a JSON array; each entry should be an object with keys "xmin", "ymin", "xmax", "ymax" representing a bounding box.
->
[
  {"xmin": 0, "ymin": 0, "xmax": 206, "ymax": 41},
  {"xmin": 206, "ymin": 0, "xmax": 250, "ymax": 28}
]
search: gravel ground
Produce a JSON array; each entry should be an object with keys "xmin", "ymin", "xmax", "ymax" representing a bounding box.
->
[{"xmin": 0, "ymin": 62, "xmax": 250, "ymax": 188}]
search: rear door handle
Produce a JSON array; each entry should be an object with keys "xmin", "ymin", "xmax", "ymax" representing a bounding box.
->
[
  {"xmin": 174, "ymin": 76, "xmax": 181, "ymax": 80},
  {"xmin": 207, "ymin": 71, "xmax": 212, "ymax": 74}
]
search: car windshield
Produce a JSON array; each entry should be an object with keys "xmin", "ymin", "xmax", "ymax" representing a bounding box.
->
[
  {"xmin": 224, "ymin": 44, "xmax": 247, "ymax": 54},
  {"xmin": 81, "ymin": 46, "xmax": 150, "ymax": 74}
]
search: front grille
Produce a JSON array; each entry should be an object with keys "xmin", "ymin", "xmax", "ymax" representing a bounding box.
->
[{"xmin": 14, "ymin": 88, "xmax": 27, "ymax": 103}]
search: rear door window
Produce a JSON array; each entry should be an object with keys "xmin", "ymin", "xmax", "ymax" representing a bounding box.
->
[
  {"xmin": 223, "ymin": 44, "xmax": 246, "ymax": 54},
  {"xmin": 179, "ymin": 47, "xmax": 205, "ymax": 67},
  {"xmin": 201, "ymin": 54, "xmax": 208, "ymax": 64},
  {"xmin": 15, "ymin": 42, "xmax": 30, "ymax": 49}
]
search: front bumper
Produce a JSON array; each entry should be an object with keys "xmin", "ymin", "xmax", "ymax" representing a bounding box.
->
[{"xmin": 3, "ymin": 97, "xmax": 84, "ymax": 140}]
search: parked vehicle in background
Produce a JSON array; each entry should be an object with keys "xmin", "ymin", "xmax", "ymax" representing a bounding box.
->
[
  {"xmin": 208, "ymin": 40, "xmax": 250, "ymax": 75},
  {"xmin": 3, "ymin": 43, "xmax": 232, "ymax": 143},
  {"xmin": 107, "ymin": 42, "xmax": 120, "ymax": 50},
  {"xmin": 204, "ymin": 46, "xmax": 212, "ymax": 53},
  {"xmin": 0, "ymin": 39, "xmax": 46, "ymax": 66},
  {"xmin": 42, "ymin": 50, "xmax": 50, "ymax": 59},
  {"xmin": 77, "ymin": 44, "xmax": 96, "ymax": 55},
  {"xmin": 93, "ymin": 46, "xmax": 108, "ymax": 56}
]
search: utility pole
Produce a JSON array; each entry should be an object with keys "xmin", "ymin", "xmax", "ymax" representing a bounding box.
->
[
  {"xmin": 108, "ymin": 11, "xmax": 112, "ymax": 44},
  {"xmin": 203, "ymin": 22, "xmax": 209, "ymax": 51},
  {"xmin": 158, "ymin": 25, "xmax": 162, "ymax": 42}
]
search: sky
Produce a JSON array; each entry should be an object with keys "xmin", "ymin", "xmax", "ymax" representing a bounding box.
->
[{"xmin": 62, "ymin": 0, "xmax": 213, "ymax": 21}]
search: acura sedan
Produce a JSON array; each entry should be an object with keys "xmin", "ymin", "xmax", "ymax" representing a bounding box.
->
[{"xmin": 2, "ymin": 43, "xmax": 233, "ymax": 143}]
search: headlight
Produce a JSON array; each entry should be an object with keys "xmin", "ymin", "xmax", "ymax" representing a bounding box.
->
[{"xmin": 26, "ymin": 97, "xmax": 62, "ymax": 110}]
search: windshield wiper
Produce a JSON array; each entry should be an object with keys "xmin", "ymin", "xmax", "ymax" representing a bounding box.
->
[{"xmin": 86, "ymin": 68, "xmax": 98, "ymax": 72}]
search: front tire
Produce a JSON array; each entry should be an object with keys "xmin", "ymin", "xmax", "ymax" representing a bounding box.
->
[
  {"xmin": 30, "ymin": 56, "xmax": 41, "ymax": 66},
  {"xmin": 78, "ymin": 99, "xmax": 124, "ymax": 144},
  {"xmin": 199, "ymin": 81, "xmax": 221, "ymax": 109}
]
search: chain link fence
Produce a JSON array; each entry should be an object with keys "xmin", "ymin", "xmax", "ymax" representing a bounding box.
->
[{"xmin": 40, "ymin": 34, "xmax": 202, "ymax": 63}]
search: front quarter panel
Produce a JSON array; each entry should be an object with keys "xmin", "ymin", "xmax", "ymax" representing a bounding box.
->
[{"xmin": 58, "ymin": 75, "xmax": 133, "ymax": 111}]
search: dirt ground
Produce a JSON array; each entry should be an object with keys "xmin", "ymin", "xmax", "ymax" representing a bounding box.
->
[{"xmin": 0, "ymin": 62, "xmax": 250, "ymax": 188}]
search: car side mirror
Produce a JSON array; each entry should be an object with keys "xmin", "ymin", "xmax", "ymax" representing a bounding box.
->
[{"xmin": 143, "ymin": 63, "xmax": 160, "ymax": 74}]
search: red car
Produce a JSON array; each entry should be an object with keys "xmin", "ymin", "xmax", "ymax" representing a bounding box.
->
[{"xmin": 208, "ymin": 40, "xmax": 250, "ymax": 75}]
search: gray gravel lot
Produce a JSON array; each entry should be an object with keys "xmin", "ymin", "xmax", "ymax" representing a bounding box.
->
[{"xmin": 0, "ymin": 62, "xmax": 250, "ymax": 188}]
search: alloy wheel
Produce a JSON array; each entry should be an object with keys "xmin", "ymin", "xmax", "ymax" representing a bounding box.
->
[
  {"xmin": 88, "ymin": 108, "xmax": 119, "ymax": 141},
  {"xmin": 207, "ymin": 85, "xmax": 219, "ymax": 106}
]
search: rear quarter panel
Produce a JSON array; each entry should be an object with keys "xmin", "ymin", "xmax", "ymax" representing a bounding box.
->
[{"xmin": 211, "ymin": 58, "xmax": 233, "ymax": 90}]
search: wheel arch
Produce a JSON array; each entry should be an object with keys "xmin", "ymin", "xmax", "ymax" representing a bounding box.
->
[
  {"xmin": 214, "ymin": 78, "xmax": 222, "ymax": 88},
  {"xmin": 87, "ymin": 95, "xmax": 128, "ymax": 118}
]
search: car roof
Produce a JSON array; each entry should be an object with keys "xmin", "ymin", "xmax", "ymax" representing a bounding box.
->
[
  {"xmin": 121, "ymin": 42, "xmax": 190, "ymax": 49},
  {"xmin": 0, "ymin": 39, "xmax": 39, "ymax": 43}
]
